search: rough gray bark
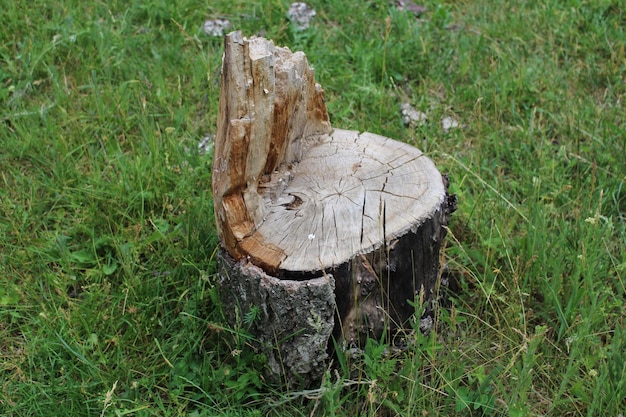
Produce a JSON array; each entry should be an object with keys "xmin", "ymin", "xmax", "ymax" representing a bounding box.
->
[
  {"xmin": 218, "ymin": 252, "xmax": 335, "ymax": 385},
  {"xmin": 213, "ymin": 31, "xmax": 454, "ymax": 387}
]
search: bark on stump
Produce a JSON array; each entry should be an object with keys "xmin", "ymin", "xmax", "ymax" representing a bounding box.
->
[{"xmin": 213, "ymin": 31, "xmax": 454, "ymax": 386}]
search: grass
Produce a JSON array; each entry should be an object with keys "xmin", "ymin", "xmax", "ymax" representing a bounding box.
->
[{"xmin": 1, "ymin": 0, "xmax": 624, "ymax": 415}]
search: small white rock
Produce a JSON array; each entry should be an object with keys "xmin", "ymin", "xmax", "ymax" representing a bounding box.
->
[
  {"xmin": 287, "ymin": 2, "xmax": 316, "ymax": 30},
  {"xmin": 395, "ymin": 0, "xmax": 427, "ymax": 16},
  {"xmin": 203, "ymin": 19, "xmax": 232, "ymax": 37},
  {"xmin": 198, "ymin": 134, "xmax": 214, "ymax": 154},
  {"xmin": 441, "ymin": 116, "xmax": 459, "ymax": 133},
  {"xmin": 401, "ymin": 103, "xmax": 427, "ymax": 127},
  {"xmin": 308, "ymin": 233, "xmax": 315, "ymax": 240}
]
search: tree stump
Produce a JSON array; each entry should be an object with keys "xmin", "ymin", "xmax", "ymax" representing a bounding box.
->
[{"xmin": 213, "ymin": 31, "xmax": 455, "ymax": 386}]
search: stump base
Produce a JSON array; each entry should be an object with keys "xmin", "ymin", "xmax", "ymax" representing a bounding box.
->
[
  {"xmin": 212, "ymin": 32, "xmax": 457, "ymax": 386},
  {"xmin": 218, "ymin": 251, "xmax": 335, "ymax": 386}
]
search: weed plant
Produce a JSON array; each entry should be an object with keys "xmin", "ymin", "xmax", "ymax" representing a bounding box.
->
[{"xmin": 1, "ymin": 0, "xmax": 624, "ymax": 416}]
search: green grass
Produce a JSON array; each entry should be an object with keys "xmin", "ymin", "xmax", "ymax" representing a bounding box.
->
[{"xmin": 1, "ymin": 0, "xmax": 624, "ymax": 415}]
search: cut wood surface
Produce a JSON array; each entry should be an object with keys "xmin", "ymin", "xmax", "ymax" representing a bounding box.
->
[
  {"xmin": 254, "ymin": 128, "xmax": 445, "ymax": 273},
  {"xmin": 213, "ymin": 31, "xmax": 454, "ymax": 386}
]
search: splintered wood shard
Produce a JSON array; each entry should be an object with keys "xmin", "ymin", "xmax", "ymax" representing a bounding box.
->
[{"xmin": 213, "ymin": 31, "xmax": 454, "ymax": 387}]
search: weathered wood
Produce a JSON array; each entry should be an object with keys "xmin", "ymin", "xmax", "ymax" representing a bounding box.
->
[
  {"xmin": 213, "ymin": 31, "xmax": 454, "ymax": 386},
  {"xmin": 213, "ymin": 31, "xmax": 331, "ymax": 271}
]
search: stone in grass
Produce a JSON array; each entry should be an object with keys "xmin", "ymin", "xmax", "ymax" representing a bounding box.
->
[
  {"xmin": 441, "ymin": 116, "xmax": 460, "ymax": 133},
  {"xmin": 198, "ymin": 134, "xmax": 214, "ymax": 155},
  {"xmin": 287, "ymin": 2, "xmax": 316, "ymax": 30},
  {"xmin": 394, "ymin": 0, "xmax": 427, "ymax": 17},
  {"xmin": 203, "ymin": 19, "xmax": 232, "ymax": 37},
  {"xmin": 401, "ymin": 102, "xmax": 427, "ymax": 127}
]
